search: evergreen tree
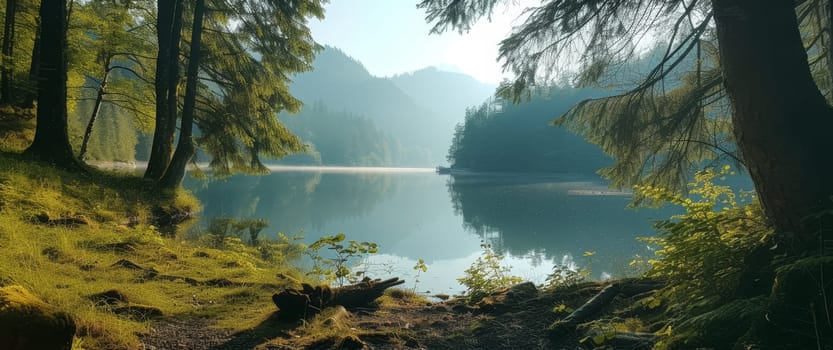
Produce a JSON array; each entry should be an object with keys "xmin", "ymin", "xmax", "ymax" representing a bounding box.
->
[
  {"xmin": 143, "ymin": 0, "xmax": 324, "ymax": 185},
  {"xmin": 158, "ymin": 0, "xmax": 206, "ymax": 188},
  {"xmin": 419, "ymin": 0, "xmax": 833, "ymax": 254},
  {"xmin": 177, "ymin": 0, "xmax": 324, "ymax": 178},
  {"xmin": 144, "ymin": 0, "xmax": 185, "ymax": 181}
]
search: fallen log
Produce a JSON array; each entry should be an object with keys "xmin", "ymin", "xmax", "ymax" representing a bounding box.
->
[
  {"xmin": 272, "ymin": 277, "xmax": 405, "ymax": 320},
  {"xmin": 549, "ymin": 278, "xmax": 663, "ymax": 339}
]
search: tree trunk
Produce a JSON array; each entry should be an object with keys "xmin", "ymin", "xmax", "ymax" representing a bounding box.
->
[
  {"xmin": 20, "ymin": 16, "xmax": 39, "ymax": 108},
  {"xmin": 713, "ymin": 0, "xmax": 833, "ymax": 254},
  {"xmin": 1, "ymin": 0, "xmax": 17, "ymax": 105},
  {"xmin": 826, "ymin": 0, "xmax": 833, "ymax": 90},
  {"xmin": 78, "ymin": 57, "xmax": 111, "ymax": 161},
  {"xmin": 159, "ymin": 0, "xmax": 205, "ymax": 189},
  {"xmin": 23, "ymin": 0, "xmax": 78, "ymax": 169},
  {"xmin": 144, "ymin": 0, "xmax": 184, "ymax": 181}
]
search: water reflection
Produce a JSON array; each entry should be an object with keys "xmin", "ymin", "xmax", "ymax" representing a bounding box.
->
[
  {"xmin": 188, "ymin": 170, "xmax": 397, "ymax": 233},
  {"xmin": 186, "ymin": 168, "xmax": 671, "ymax": 293},
  {"xmin": 447, "ymin": 174, "xmax": 670, "ymax": 268}
]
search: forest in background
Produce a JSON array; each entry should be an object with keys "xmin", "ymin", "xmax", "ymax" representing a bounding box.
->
[
  {"xmin": 67, "ymin": 44, "xmax": 497, "ymax": 167},
  {"xmin": 1, "ymin": 0, "xmax": 833, "ymax": 349},
  {"xmin": 447, "ymin": 87, "xmax": 611, "ymax": 173}
]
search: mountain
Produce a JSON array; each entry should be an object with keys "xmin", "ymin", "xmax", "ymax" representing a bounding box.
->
[
  {"xmin": 390, "ymin": 67, "xmax": 495, "ymax": 164},
  {"xmin": 287, "ymin": 47, "xmax": 495, "ymax": 166},
  {"xmin": 390, "ymin": 67, "xmax": 495, "ymax": 119},
  {"xmin": 280, "ymin": 103, "xmax": 400, "ymax": 166}
]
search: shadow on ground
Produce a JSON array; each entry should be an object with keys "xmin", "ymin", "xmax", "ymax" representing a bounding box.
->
[{"xmin": 210, "ymin": 312, "xmax": 297, "ymax": 350}]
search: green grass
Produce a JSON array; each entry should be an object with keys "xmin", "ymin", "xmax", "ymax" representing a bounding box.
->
[
  {"xmin": 0, "ymin": 106, "xmax": 35, "ymax": 153},
  {"xmin": 0, "ymin": 152, "xmax": 306, "ymax": 349}
]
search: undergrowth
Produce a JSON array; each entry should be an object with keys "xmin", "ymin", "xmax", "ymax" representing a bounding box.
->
[
  {"xmin": 457, "ymin": 243, "xmax": 523, "ymax": 303},
  {"xmin": 632, "ymin": 166, "xmax": 773, "ymax": 349}
]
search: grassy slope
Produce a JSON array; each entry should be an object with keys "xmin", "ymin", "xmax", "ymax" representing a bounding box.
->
[{"xmin": 0, "ymin": 152, "xmax": 307, "ymax": 349}]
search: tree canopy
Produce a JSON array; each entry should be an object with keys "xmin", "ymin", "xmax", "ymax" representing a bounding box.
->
[
  {"xmin": 421, "ymin": 0, "xmax": 833, "ymax": 347},
  {"xmin": 419, "ymin": 0, "xmax": 833, "ymax": 239},
  {"xmin": 2, "ymin": 0, "xmax": 327, "ymax": 186}
]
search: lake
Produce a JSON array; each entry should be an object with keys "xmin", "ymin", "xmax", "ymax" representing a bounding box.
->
[{"xmin": 184, "ymin": 166, "xmax": 675, "ymax": 295}]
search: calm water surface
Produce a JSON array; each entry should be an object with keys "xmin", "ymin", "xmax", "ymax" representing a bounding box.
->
[{"xmin": 185, "ymin": 166, "xmax": 673, "ymax": 294}]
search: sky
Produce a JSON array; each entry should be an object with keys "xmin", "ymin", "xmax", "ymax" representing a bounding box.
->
[{"xmin": 308, "ymin": 1, "xmax": 534, "ymax": 84}]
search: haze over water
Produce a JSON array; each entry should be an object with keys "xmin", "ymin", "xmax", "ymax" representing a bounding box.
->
[{"xmin": 186, "ymin": 168, "xmax": 673, "ymax": 294}]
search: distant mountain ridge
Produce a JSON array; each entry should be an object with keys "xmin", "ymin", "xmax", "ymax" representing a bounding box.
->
[
  {"xmin": 390, "ymin": 66, "xmax": 495, "ymax": 116},
  {"xmin": 287, "ymin": 47, "xmax": 495, "ymax": 166}
]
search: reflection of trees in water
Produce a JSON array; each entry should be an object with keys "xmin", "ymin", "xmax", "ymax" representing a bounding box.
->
[
  {"xmin": 188, "ymin": 172, "xmax": 398, "ymax": 234},
  {"xmin": 447, "ymin": 175, "xmax": 662, "ymax": 261}
]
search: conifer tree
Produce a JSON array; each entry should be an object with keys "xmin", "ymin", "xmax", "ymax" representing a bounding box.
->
[
  {"xmin": 419, "ymin": 0, "xmax": 833, "ymax": 255},
  {"xmin": 144, "ymin": 0, "xmax": 184, "ymax": 181},
  {"xmin": 150, "ymin": 0, "xmax": 324, "ymax": 185},
  {"xmin": 158, "ymin": 0, "xmax": 205, "ymax": 188}
]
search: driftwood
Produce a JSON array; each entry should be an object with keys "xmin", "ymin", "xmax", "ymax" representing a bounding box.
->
[
  {"xmin": 549, "ymin": 279, "xmax": 663, "ymax": 339},
  {"xmin": 272, "ymin": 277, "xmax": 405, "ymax": 320}
]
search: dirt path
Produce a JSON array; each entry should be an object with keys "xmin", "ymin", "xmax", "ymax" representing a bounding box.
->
[{"xmin": 140, "ymin": 280, "xmax": 660, "ymax": 350}]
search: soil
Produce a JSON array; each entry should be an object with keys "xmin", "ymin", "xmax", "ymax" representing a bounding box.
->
[{"xmin": 140, "ymin": 280, "xmax": 661, "ymax": 350}]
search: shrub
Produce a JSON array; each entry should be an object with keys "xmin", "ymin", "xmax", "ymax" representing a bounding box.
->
[
  {"xmin": 457, "ymin": 243, "xmax": 523, "ymax": 302},
  {"xmin": 634, "ymin": 166, "xmax": 773, "ymax": 348}
]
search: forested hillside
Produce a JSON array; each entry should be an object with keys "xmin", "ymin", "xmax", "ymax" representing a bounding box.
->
[
  {"xmin": 279, "ymin": 103, "xmax": 400, "ymax": 166},
  {"xmin": 3, "ymin": 0, "xmax": 833, "ymax": 349},
  {"xmin": 447, "ymin": 87, "xmax": 611, "ymax": 173},
  {"xmin": 288, "ymin": 47, "xmax": 494, "ymax": 166}
]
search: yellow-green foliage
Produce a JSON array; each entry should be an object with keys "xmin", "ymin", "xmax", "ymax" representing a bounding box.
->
[
  {"xmin": 0, "ymin": 154, "xmax": 305, "ymax": 349},
  {"xmin": 0, "ymin": 108, "xmax": 35, "ymax": 153},
  {"xmin": 376, "ymin": 288, "xmax": 430, "ymax": 308},
  {"xmin": 457, "ymin": 244, "xmax": 523, "ymax": 303},
  {"xmin": 633, "ymin": 166, "xmax": 772, "ymax": 348},
  {"xmin": 634, "ymin": 166, "xmax": 771, "ymax": 305}
]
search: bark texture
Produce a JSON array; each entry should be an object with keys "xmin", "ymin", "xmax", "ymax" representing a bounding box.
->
[
  {"xmin": 144, "ymin": 0, "xmax": 184, "ymax": 181},
  {"xmin": 23, "ymin": 0, "xmax": 77, "ymax": 168},
  {"xmin": 714, "ymin": 0, "xmax": 833, "ymax": 253},
  {"xmin": 2, "ymin": 0, "xmax": 17, "ymax": 104},
  {"xmin": 159, "ymin": 0, "xmax": 205, "ymax": 189},
  {"xmin": 21, "ymin": 16, "xmax": 39, "ymax": 108},
  {"xmin": 78, "ymin": 57, "xmax": 111, "ymax": 160}
]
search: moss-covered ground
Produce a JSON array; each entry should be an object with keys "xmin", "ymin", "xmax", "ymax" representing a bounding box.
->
[
  {"xmin": 0, "ymin": 150, "xmax": 672, "ymax": 350},
  {"xmin": 0, "ymin": 151, "xmax": 314, "ymax": 349}
]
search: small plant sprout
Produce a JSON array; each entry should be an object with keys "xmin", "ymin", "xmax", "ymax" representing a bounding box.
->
[
  {"xmin": 457, "ymin": 242, "xmax": 523, "ymax": 302},
  {"xmin": 305, "ymin": 233, "xmax": 379, "ymax": 286},
  {"xmin": 412, "ymin": 258, "xmax": 428, "ymax": 292}
]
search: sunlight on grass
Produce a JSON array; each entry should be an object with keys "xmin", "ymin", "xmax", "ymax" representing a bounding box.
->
[{"xmin": 0, "ymin": 153, "xmax": 306, "ymax": 349}]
